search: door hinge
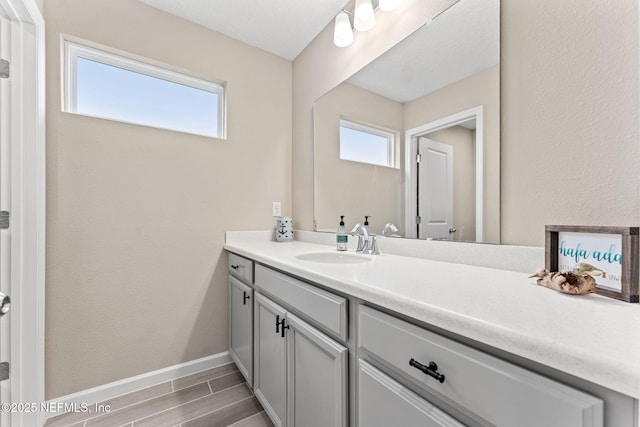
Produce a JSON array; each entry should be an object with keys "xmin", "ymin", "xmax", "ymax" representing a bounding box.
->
[
  {"xmin": 0, "ymin": 211, "xmax": 8, "ymax": 229},
  {"xmin": 416, "ymin": 153, "xmax": 422, "ymax": 163},
  {"xmin": 416, "ymin": 215, "xmax": 421, "ymax": 224},
  {"xmin": 0, "ymin": 59, "xmax": 9, "ymax": 79},
  {"xmin": 0, "ymin": 362, "xmax": 9, "ymax": 381}
]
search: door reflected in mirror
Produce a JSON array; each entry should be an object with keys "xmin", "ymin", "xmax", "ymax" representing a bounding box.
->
[
  {"xmin": 406, "ymin": 108, "xmax": 482, "ymax": 242},
  {"xmin": 313, "ymin": 0, "xmax": 500, "ymax": 243}
]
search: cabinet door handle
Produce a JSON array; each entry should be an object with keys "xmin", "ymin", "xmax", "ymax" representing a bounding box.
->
[
  {"xmin": 231, "ymin": 265, "xmax": 240, "ymax": 270},
  {"xmin": 409, "ymin": 358, "xmax": 445, "ymax": 384},
  {"xmin": 243, "ymin": 292, "xmax": 250, "ymax": 305},
  {"xmin": 275, "ymin": 315, "xmax": 280, "ymax": 333},
  {"xmin": 280, "ymin": 319, "xmax": 290, "ymax": 338}
]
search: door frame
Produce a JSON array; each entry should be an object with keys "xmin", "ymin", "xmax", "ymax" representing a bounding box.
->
[
  {"xmin": 404, "ymin": 106, "xmax": 484, "ymax": 241},
  {"xmin": 0, "ymin": 0, "xmax": 45, "ymax": 426}
]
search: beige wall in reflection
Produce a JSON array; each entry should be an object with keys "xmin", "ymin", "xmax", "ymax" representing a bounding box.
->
[
  {"xmin": 314, "ymin": 83, "xmax": 404, "ymax": 234},
  {"xmin": 405, "ymin": 65, "xmax": 500, "ymax": 243},
  {"xmin": 314, "ymin": 63, "xmax": 498, "ymax": 242}
]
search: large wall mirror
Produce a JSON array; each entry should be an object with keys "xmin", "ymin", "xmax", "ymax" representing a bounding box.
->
[{"xmin": 314, "ymin": 0, "xmax": 500, "ymax": 243}]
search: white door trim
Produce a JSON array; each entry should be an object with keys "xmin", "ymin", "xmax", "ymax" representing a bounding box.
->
[
  {"xmin": 404, "ymin": 106, "xmax": 484, "ymax": 242},
  {"xmin": 0, "ymin": 0, "xmax": 45, "ymax": 426}
]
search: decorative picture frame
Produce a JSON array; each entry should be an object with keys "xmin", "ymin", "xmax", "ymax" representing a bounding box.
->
[{"xmin": 545, "ymin": 225, "xmax": 639, "ymax": 303}]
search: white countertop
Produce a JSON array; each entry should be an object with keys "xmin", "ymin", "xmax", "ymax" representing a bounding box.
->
[{"xmin": 224, "ymin": 232, "xmax": 640, "ymax": 399}]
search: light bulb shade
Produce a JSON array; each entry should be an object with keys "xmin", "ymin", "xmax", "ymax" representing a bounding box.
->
[
  {"xmin": 379, "ymin": 0, "xmax": 401, "ymax": 11},
  {"xmin": 333, "ymin": 12, "xmax": 354, "ymax": 47},
  {"xmin": 354, "ymin": 0, "xmax": 375, "ymax": 31}
]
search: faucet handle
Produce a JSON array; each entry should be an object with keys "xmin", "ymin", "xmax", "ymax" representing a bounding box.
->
[{"xmin": 366, "ymin": 234, "xmax": 380, "ymax": 255}]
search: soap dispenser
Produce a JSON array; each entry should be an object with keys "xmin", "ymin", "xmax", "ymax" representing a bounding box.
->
[
  {"xmin": 363, "ymin": 216, "xmax": 371, "ymax": 234},
  {"xmin": 336, "ymin": 216, "xmax": 348, "ymax": 251}
]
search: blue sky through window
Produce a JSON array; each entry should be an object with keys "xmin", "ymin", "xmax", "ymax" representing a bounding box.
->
[
  {"xmin": 76, "ymin": 57, "xmax": 220, "ymax": 137},
  {"xmin": 340, "ymin": 126, "xmax": 390, "ymax": 167}
]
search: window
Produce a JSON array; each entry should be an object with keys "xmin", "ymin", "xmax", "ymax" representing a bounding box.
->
[
  {"xmin": 64, "ymin": 40, "xmax": 225, "ymax": 139},
  {"xmin": 339, "ymin": 119, "xmax": 396, "ymax": 168}
]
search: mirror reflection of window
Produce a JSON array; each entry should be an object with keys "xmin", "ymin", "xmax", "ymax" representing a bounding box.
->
[{"xmin": 339, "ymin": 119, "xmax": 397, "ymax": 168}]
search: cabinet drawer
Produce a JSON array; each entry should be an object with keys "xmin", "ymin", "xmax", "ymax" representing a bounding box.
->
[
  {"xmin": 359, "ymin": 305, "xmax": 603, "ymax": 427},
  {"xmin": 255, "ymin": 264, "xmax": 348, "ymax": 340},
  {"xmin": 358, "ymin": 359, "xmax": 463, "ymax": 427},
  {"xmin": 228, "ymin": 252, "xmax": 253, "ymax": 285}
]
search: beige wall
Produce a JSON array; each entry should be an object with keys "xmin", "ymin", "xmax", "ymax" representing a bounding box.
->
[
  {"xmin": 501, "ymin": 0, "xmax": 638, "ymax": 245},
  {"xmin": 294, "ymin": 0, "xmax": 639, "ymax": 247},
  {"xmin": 313, "ymin": 83, "xmax": 404, "ymax": 233},
  {"xmin": 44, "ymin": 0, "xmax": 291, "ymax": 398}
]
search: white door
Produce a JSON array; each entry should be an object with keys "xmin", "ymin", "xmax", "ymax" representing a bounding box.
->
[
  {"xmin": 0, "ymin": 7, "xmax": 11, "ymax": 426},
  {"xmin": 418, "ymin": 137, "xmax": 454, "ymax": 239},
  {"xmin": 0, "ymin": 1, "xmax": 44, "ymax": 426}
]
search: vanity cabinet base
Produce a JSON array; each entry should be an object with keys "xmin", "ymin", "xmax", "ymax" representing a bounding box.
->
[{"xmin": 253, "ymin": 293, "xmax": 348, "ymax": 427}]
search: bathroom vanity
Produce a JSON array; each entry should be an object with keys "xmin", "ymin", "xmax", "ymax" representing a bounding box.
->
[{"xmin": 225, "ymin": 231, "xmax": 640, "ymax": 427}]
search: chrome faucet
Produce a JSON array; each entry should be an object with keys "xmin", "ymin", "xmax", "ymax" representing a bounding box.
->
[
  {"xmin": 350, "ymin": 223, "xmax": 369, "ymax": 253},
  {"xmin": 365, "ymin": 234, "xmax": 380, "ymax": 255},
  {"xmin": 351, "ymin": 224, "xmax": 379, "ymax": 255}
]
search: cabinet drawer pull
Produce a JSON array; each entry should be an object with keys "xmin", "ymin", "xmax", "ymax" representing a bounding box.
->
[
  {"xmin": 243, "ymin": 292, "xmax": 250, "ymax": 305},
  {"xmin": 231, "ymin": 265, "xmax": 240, "ymax": 270},
  {"xmin": 280, "ymin": 319, "xmax": 290, "ymax": 338},
  {"xmin": 276, "ymin": 315, "xmax": 281, "ymax": 333},
  {"xmin": 409, "ymin": 358, "xmax": 445, "ymax": 384}
]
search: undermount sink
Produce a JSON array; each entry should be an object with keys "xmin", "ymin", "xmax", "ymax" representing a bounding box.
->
[{"xmin": 295, "ymin": 252, "xmax": 372, "ymax": 264}]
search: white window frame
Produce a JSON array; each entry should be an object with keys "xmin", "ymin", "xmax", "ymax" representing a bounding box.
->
[
  {"xmin": 339, "ymin": 118, "xmax": 397, "ymax": 168},
  {"xmin": 64, "ymin": 39, "xmax": 226, "ymax": 139}
]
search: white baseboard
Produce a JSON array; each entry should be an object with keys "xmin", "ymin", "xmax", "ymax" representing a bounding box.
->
[{"xmin": 44, "ymin": 351, "xmax": 232, "ymax": 420}]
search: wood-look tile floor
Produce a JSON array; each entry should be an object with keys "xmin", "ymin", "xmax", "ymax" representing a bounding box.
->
[{"xmin": 44, "ymin": 363, "xmax": 273, "ymax": 427}]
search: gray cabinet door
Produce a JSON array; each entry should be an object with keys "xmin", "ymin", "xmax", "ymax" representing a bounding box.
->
[
  {"xmin": 228, "ymin": 275, "xmax": 253, "ymax": 386},
  {"xmin": 358, "ymin": 360, "xmax": 464, "ymax": 427},
  {"xmin": 286, "ymin": 313, "xmax": 348, "ymax": 427},
  {"xmin": 254, "ymin": 293, "xmax": 288, "ymax": 427}
]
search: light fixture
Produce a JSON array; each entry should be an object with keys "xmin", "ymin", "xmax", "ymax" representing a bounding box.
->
[
  {"xmin": 354, "ymin": 0, "xmax": 375, "ymax": 32},
  {"xmin": 333, "ymin": 11, "xmax": 354, "ymax": 47},
  {"xmin": 333, "ymin": 0, "xmax": 403, "ymax": 47},
  {"xmin": 379, "ymin": 0, "xmax": 402, "ymax": 11}
]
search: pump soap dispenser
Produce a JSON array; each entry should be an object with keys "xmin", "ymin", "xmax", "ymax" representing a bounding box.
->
[{"xmin": 336, "ymin": 216, "xmax": 348, "ymax": 251}]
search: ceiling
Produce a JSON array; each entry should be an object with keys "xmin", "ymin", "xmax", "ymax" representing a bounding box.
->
[
  {"xmin": 138, "ymin": 0, "xmax": 349, "ymax": 60},
  {"xmin": 346, "ymin": 0, "xmax": 500, "ymax": 103},
  {"xmin": 138, "ymin": 0, "xmax": 500, "ymax": 98}
]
